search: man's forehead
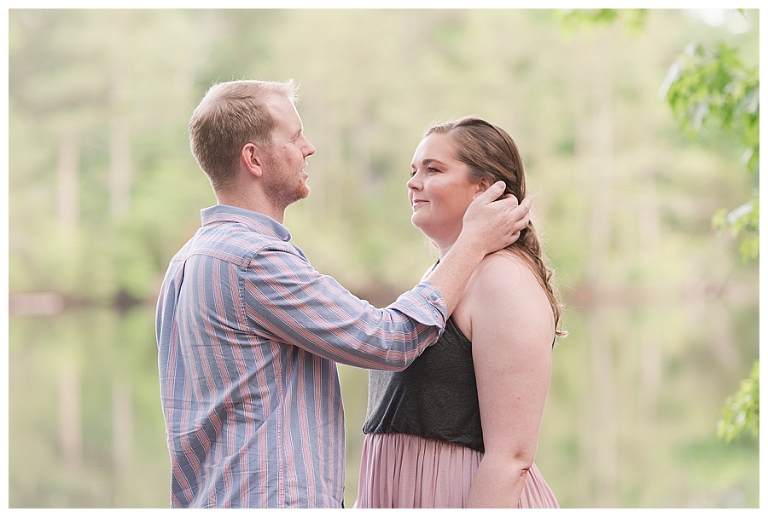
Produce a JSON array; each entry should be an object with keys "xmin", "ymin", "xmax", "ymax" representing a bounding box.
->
[
  {"xmin": 265, "ymin": 92, "xmax": 296, "ymax": 114},
  {"xmin": 265, "ymin": 93, "xmax": 301, "ymax": 131}
]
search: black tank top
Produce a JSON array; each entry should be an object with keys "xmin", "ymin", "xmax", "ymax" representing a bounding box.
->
[{"xmin": 362, "ymin": 317, "xmax": 484, "ymax": 452}]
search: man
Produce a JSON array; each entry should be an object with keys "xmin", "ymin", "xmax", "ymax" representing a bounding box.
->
[{"xmin": 156, "ymin": 79, "xmax": 531, "ymax": 508}]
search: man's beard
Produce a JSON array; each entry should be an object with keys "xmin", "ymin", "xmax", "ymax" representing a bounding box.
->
[{"xmin": 263, "ymin": 151, "xmax": 310, "ymax": 210}]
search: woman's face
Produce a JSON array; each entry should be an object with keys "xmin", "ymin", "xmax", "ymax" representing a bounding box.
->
[{"xmin": 407, "ymin": 133, "xmax": 486, "ymax": 249}]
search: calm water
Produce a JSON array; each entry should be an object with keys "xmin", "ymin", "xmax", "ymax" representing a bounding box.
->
[{"xmin": 8, "ymin": 295, "xmax": 758, "ymax": 508}]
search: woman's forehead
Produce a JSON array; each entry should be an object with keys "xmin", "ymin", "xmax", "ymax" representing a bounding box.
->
[{"xmin": 413, "ymin": 133, "xmax": 457, "ymax": 161}]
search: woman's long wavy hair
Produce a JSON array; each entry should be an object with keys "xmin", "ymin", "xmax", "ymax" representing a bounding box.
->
[{"xmin": 425, "ymin": 117, "xmax": 567, "ymax": 338}]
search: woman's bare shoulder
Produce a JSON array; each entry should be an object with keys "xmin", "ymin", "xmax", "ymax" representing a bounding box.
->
[
  {"xmin": 454, "ymin": 250, "xmax": 553, "ymax": 343},
  {"xmin": 469, "ymin": 250, "xmax": 551, "ymax": 320},
  {"xmin": 467, "ymin": 250, "xmax": 555, "ymax": 346},
  {"xmin": 471, "ymin": 250, "xmax": 537, "ymax": 291}
]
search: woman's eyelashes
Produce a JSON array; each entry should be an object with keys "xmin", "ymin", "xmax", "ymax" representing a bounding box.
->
[{"xmin": 410, "ymin": 167, "xmax": 440, "ymax": 176}]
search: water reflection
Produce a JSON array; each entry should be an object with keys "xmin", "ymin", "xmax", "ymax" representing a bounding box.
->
[
  {"xmin": 8, "ymin": 306, "xmax": 169, "ymax": 507},
  {"xmin": 8, "ymin": 297, "xmax": 758, "ymax": 508}
]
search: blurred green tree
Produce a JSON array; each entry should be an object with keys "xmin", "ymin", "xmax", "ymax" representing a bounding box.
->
[
  {"xmin": 660, "ymin": 33, "xmax": 759, "ymax": 445},
  {"xmin": 561, "ymin": 6, "xmax": 759, "ymax": 446},
  {"xmin": 716, "ymin": 360, "xmax": 759, "ymax": 442},
  {"xmin": 8, "ymin": 9, "xmax": 212, "ymax": 304},
  {"xmin": 559, "ymin": 7, "xmax": 648, "ymax": 34},
  {"xmin": 659, "ymin": 22, "xmax": 759, "ymax": 448},
  {"xmin": 661, "ymin": 41, "xmax": 759, "ymax": 261}
]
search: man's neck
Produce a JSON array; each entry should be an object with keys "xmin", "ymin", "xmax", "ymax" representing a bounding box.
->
[{"xmin": 215, "ymin": 189, "xmax": 286, "ymax": 224}]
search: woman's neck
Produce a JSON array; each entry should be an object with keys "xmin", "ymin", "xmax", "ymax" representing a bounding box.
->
[{"xmin": 436, "ymin": 240, "xmax": 455, "ymax": 260}]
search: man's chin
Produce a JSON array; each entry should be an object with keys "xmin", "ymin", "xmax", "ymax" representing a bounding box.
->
[{"xmin": 288, "ymin": 186, "xmax": 310, "ymax": 205}]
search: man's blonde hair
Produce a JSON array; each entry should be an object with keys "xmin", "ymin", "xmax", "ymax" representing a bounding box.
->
[{"xmin": 189, "ymin": 79, "xmax": 298, "ymax": 192}]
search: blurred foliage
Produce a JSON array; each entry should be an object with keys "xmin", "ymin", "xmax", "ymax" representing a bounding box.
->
[
  {"xmin": 658, "ymin": 26, "xmax": 759, "ymax": 444},
  {"xmin": 564, "ymin": 7, "xmax": 760, "ymax": 448},
  {"xmin": 663, "ymin": 44, "xmax": 759, "ymax": 164},
  {"xmin": 662, "ymin": 41, "xmax": 759, "ymax": 261},
  {"xmin": 558, "ymin": 8, "xmax": 648, "ymax": 34},
  {"xmin": 712, "ymin": 201, "xmax": 759, "ymax": 261},
  {"xmin": 717, "ymin": 361, "xmax": 759, "ymax": 443},
  {"xmin": 8, "ymin": 8, "xmax": 759, "ymax": 305}
]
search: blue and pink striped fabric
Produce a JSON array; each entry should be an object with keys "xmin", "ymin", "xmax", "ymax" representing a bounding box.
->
[{"xmin": 155, "ymin": 204, "xmax": 446, "ymax": 507}]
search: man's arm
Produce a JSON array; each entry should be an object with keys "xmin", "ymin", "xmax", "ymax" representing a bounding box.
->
[
  {"xmin": 240, "ymin": 181, "xmax": 530, "ymax": 370},
  {"xmin": 426, "ymin": 181, "xmax": 531, "ymax": 315},
  {"xmin": 242, "ymin": 246, "xmax": 446, "ymax": 371}
]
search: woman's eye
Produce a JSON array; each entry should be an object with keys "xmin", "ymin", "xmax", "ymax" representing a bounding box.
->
[{"xmin": 410, "ymin": 167, "xmax": 439, "ymax": 176}]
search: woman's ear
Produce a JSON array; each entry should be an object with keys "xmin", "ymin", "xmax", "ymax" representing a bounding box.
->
[{"xmin": 475, "ymin": 177, "xmax": 493, "ymax": 196}]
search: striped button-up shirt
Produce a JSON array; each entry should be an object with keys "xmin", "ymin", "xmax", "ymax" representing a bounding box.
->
[{"xmin": 155, "ymin": 205, "xmax": 446, "ymax": 508}]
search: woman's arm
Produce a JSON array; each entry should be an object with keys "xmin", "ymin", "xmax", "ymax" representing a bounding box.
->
[{"xmin": 454, "ymin": 252, "xmax": 555, "ymax": 508}]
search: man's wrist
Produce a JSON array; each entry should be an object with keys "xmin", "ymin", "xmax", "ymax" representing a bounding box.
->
[{"xmin": 451, "ymin": 231, "xmax": 487, "ymax": 266}]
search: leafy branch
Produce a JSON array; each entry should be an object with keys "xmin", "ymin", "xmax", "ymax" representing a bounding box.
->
[
  {"xmin": 661, "ymin": 41, "xmax": 759, "ymax": 261},
  {"xmin": 661, "ymin": 39, "xmax": 759, "ymax": 442},
  {"xmin": 716, "ymin": 361, "xmax": 759, "ymax": 442},
  {"xmin": 558, "ymin": 8, "xmax": 647, "ymax": 35}
]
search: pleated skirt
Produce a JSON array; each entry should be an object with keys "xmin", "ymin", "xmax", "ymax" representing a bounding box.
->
[{"xmin": 355, "ymin": 432, "xmax": 559, "ymax": 508}]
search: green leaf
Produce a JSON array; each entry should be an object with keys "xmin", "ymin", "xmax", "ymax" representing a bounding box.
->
[{"xmin": 717, "ymin": 361, "xmax": 759, "ymax": 442}]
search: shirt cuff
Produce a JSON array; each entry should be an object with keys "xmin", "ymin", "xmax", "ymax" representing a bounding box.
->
[{"xmin": 389, "ymin": 281, "xmax": 447, "ymax": 328}]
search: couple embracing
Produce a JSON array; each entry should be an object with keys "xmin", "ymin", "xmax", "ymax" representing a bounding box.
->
[{"xmin": 156, "ymin": 79, "xmax": 564, "ymax": 508}]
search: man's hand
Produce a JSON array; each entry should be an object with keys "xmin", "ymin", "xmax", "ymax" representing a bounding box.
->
[
  {"xmin": 461, "ymin": 181, "xmax": 532, "ymax": 256},
  {"xmin": 423, "ymin": 182, "xmax": 531, "ymax": 316}
]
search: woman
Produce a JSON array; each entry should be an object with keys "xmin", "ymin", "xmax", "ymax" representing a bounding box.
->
[{"xmin": 356, "ymin": 117, "xmax": 565, "ymax": 508}]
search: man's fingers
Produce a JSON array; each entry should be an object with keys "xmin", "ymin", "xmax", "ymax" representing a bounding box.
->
[
  {"xmin": 477, "ymin": 181, "xmax": 507, "ymax": 203},
  {"xmin": 509, "ymin": 195, "xmax": 530, "ymax": 222},
  {"xmin": 506, "ymin": 195, "xmax": 531, "ymax": 236},
  {"xmin": 489, "ymin": 180, "xmax": 506, "ymax": 193}
]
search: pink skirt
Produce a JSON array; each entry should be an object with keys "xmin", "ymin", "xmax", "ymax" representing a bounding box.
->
[{"xmin": 355, "ymin": 432, "xmax": 559, "ymax": 508}]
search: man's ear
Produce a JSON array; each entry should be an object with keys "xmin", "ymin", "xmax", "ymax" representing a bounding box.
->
[{"xmin": 241, "ymin": 143, "xmax": 265, "ymax": 178}]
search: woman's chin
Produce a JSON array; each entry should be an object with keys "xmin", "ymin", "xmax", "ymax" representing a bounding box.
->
[{"xmin": 411, "ymin": 220, "xmax": 440, "ymax": 243}]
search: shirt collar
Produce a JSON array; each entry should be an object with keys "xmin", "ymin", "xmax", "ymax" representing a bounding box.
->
[{"xmin": 200, "ymin": 205, "xmax": 292, "ymax": 242}]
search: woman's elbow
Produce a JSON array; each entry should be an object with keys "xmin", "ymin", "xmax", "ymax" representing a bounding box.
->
[{"xmin": 486, "ymin": 448, "xmax": 536, "ymax": 476}]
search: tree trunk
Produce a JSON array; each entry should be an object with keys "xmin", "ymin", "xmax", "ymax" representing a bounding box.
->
[
  {"xmin": 575, "ymin": 32, "xmax": 618, "ymax": 506},
  {"xmin": 109, "ymin": 120, "xmax": 132, "ymax": 219},
  {"xmin": 57, "ymin": 130, "xmax": 80, "ymax": 234},
  {"xmin": 109, "ymin": 36, "xmax": 132, "ymax": 220}
]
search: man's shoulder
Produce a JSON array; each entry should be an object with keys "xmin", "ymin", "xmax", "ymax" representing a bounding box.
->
[{"xmin": 170, "ymin": 222, "xmax": 298, "ymax": 268}]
